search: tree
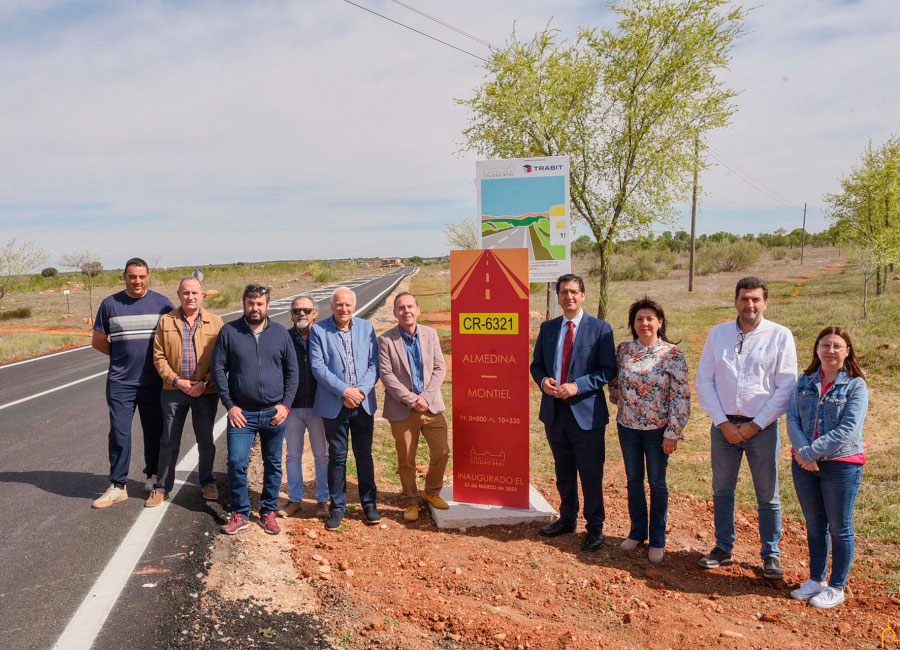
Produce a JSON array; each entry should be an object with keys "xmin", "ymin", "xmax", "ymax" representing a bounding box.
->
[
  {"xmin": 825, "ymin": 136, "xmax": 900, "ymax": 316},
  {"xmin": 60, "ymin": 250, "xmax": 104, "ymax": 318},
  {"xmin": 442, "ymin": 216, "xmax": 479, "ymax": 250},
  {"xmin": 0, "ymin": 238, "xmax": 48, "ymax": 305},
  {"xmin": 458, "ymin": 0, "xmax": 746, "ymax": 318}
]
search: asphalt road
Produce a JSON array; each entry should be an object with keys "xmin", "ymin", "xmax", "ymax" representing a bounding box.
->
[
  {"xmin": 482, "ymin": 226, "xmax": 534, "ymax": 260},
  {"xmin": 0, "ymin": 267, "xmax": 413, "ymax": 650}
]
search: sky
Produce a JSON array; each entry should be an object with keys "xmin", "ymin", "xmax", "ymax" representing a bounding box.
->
[{"xmin": 1, "ymin": 0, "xmax": 898, "ymax": 269}]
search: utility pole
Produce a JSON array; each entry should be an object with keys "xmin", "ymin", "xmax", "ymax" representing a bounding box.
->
[
  {"xmin": 688, "ymin": 134, "xmax": 700, "ymax": 292},
  {"xmin": 800, "ymin": 202, "xmax": 807, "ymax": 265}
]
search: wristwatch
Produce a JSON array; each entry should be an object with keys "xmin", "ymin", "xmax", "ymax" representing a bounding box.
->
[{"xmin": 202, "ymin": 378, "xmax": 210, "ymax": 388}]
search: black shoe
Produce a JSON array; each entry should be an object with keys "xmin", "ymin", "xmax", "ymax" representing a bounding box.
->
[
  {"xmin": 698, "ymin": 546, "xmax": 734, "ymax": 569},
  {"xmin": 325, "ymin": 509, "xmax": 344, "ymax": 531},
  {"xmin": 539, "ymin": 519, "xmax": 576, "ymax": 537},
  {"xmin": 363, "ymin": 505, "xmax": 381, "ymax": 525},
  {"xmin": 763, "ymin": 555, "xmax": 783, "ymax": 580},
  {"xmin": 582, "ymin": 529, "xmax": 604, "ymax": 552}
]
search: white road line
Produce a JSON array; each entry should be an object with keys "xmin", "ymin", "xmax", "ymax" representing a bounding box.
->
[
  {"xmin": 0, "ymin": 371, "xmax": 108, "ymax": 411},
  {"xmin": 51, "ymin": 416, "xmax": 228, "ymax": 650},
  {"xmin": 0, "ymin": 344, "xmax": 93, "ymax": 369}
]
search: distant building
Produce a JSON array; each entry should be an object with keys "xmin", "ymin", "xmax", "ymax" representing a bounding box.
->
[{"xmin": 380, "ymin": 258, "xmax": 403, "ymax": 268}]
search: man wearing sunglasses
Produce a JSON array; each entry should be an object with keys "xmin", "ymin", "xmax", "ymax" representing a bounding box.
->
[
  {"xmin": 211, "ymin": 284, "xmax": 298, "ymax": 535},
  {"xmin": 278, "ymin": 296, "xmax": 330, "ymax": 519},
  {"xmin": 696, "ymin": 276, "xmax": 797, "ymax": 579}
]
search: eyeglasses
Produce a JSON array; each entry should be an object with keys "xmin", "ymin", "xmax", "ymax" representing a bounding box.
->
[
  {"xmin": 818, "ymin": 342, "xmax": 847, "ymax": 352},
  {"xmin": 291, "ymin": 307, "xmax": 314, "ymax": 315},
  {"xmin": 734, "ymin": 331, "xmax": 745, "ymax": 356}
]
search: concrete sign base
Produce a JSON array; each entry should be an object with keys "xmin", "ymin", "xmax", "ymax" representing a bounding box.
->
[{"xmin": 430, "ymin": 484, "xmax": 558, "ymax": 530}]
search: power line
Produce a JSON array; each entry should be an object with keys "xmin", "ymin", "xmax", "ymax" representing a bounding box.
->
[
  {"xmin": 341, "ymin": 0, "xmax": 489, "ymax": 63},
  {"xmin": 707, "ymin": 145, "xmax": 804, "ymax": 211},
  {"xmin": 389, "ymin": 0, "xmax": 495, "ymax": 49}
]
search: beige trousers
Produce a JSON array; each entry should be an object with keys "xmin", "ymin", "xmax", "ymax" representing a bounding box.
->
[{"xmin": 389, "ymin": 410, "xmax": 449, "ymax": 505}]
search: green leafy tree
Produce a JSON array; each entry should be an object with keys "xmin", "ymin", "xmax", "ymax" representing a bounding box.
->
[
  {"xmin": 0, "ymin": 238, "xmax": 48, "ymax": 305},
  {"xmin": 824, "ymin": 136, "xmax": 900, "ymax": 316},
  {"xmin": 442, "ymin": 216, "xmax": 479, "ymax": 250},
  {"xmin": 459, "ymin": 0, "xmax": 746, "ymax": 318}
]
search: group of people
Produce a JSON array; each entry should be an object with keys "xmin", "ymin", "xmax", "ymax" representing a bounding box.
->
[
  {"xmin": 531, "ymin": 273, "xmax": 867, "ymax": 610},
  {"xmin": 89, "ymin": 259, "xmax": 868, "ymax": 611},
  {"xmin": 90, "ymin": 257, "xmax": 451, "ymax": 538}
]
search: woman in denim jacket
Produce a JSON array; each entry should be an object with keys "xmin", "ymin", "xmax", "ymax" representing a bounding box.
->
[{"xmin": 786, "ymin": 326, "xmax": 867, "ymax": 610}]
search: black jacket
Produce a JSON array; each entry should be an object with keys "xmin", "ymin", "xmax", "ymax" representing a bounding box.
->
[
  {"xmin": 288, "ymin": 326, "xmax": 317, "ymax": 409},
  {"xmin": 211, "ymin": 318, "xmax": 298, "ymax": 411}
]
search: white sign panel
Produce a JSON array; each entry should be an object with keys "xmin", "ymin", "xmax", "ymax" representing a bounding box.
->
[{"xmin": 476, "ymin": 156, "xmax": 571, "ymax": 283}]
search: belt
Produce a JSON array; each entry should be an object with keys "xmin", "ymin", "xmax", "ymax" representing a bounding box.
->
[{"xmin": 726, "ymin": 414, "xmax": 754, "ymax": 423}]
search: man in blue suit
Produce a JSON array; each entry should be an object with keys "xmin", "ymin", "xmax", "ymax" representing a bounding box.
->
[
  {"xmin": 310, "ymin": 286, "xmax": 380, "ymax": 531},
  {"xmin": 530, "ymin": 274, "xmax": 616, "ymax": 551}
]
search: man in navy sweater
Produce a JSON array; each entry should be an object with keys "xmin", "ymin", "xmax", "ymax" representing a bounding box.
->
[{"xmin": 212, "ymin": 284, "xmax": 298, "ymax": 535}]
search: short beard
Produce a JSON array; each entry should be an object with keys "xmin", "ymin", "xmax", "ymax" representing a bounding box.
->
[
  {"xmin": 294, "ymin": 319, "xmax": 310, "ymax": 331},
  {"xmin": 245, "ymin": 312, "xmax": 264, "ymax": 325}
]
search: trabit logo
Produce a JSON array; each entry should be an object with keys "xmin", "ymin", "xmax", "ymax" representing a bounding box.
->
[{"xmin": 523, "ymin": 164, "xmax": 533, "ymax": 173}]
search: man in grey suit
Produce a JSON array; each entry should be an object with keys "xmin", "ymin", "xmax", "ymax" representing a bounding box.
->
[
  {"xmin": 309, "ymin": 286, "xmax": 380, "ymax": 531},
  {"xmin": 378, "ymin": 291, "xmax": 449, "ymax": 523}
]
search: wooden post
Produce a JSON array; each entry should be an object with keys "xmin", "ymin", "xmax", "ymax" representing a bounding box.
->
[
  {"xmin": 545, "ymin": 283, "xmax": 551, "ymax": 320},
  {"xmin": 800, "ymin": 202, "xmax": 807, "ymax": 265},
  {"xmin": 688, "ymin": 134, "xmax": 699, "ymax": 292}
]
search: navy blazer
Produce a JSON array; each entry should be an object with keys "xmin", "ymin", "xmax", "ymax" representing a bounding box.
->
[
  {"xmin": 309, "ymin": 316, "xmax": 379, "ymax": 418},
  {"xmin": 530, "ymin": 313, "xmax": 617, "ymax": 430}
]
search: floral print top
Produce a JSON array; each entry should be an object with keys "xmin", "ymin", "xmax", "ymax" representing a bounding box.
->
[{"xmin": 608, "ymin": 339, "xmax": 691, "ymax": 440}]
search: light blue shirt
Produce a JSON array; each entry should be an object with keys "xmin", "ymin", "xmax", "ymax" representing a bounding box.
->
[
  {"xmin": 399, "ymin": 326, "xmax": 424, "ymax": 394},
  {"xmin": 553, "ymin": 309, "xmax": 584, "ymax": 382}
]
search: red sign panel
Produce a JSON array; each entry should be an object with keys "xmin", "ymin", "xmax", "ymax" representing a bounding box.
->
[{"xmin": 450, "ymin": 248, "xmax": 530, "ymax": 508}]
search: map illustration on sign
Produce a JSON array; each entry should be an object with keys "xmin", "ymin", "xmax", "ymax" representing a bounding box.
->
[{"xmin": 477, "ymin": 156, "xmax": 571, "ymax": 283}]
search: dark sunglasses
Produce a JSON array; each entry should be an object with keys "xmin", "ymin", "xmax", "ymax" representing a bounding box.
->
[
  {"xmin": 243, "ymin": 284, "xmax": 270, "ymax": 299},
  {"xmin": 291, "ymin": 307, "xmax": 314, "ymax": 315}
]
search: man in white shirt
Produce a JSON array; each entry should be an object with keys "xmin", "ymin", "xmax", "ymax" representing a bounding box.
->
[{"xmin": 695, "ymin": 276, "xmax": 797, "ymax": 579}]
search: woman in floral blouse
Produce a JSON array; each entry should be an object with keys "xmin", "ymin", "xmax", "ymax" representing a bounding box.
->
[{"xmin": 609, "ymin": 297, "xmax": 691, "ymax": 563}]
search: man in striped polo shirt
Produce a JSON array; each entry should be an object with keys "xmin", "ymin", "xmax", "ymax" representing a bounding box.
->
[{"xmin": 91, "ymin": 257, "xmax": 174, "ymax": 509}]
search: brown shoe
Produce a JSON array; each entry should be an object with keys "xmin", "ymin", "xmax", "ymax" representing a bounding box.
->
[
  {"xmin": 201, "ymin": 483, "xmax": 219, "ymax": 501},
  {"xmin": 314, "ymin": 502, "xmax": 329, "ymax": 518},
  {"xmin": 403, "ymin": 504, "xmax": 419, "ymax": 522},
  {"xmin": 278, "ymin": 501, "xmax": 303, "ymax": 518},
  {"xmin": 421, "ymin": 492, "xmax": 449, "ymax": 510},
  {"xmin": 145, "ymin": 490, "xmax": 169, "ymax": 508}
]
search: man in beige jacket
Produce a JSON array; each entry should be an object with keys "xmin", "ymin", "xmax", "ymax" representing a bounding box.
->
[
  {"xmin": 146, "ymin": 277, "xmax": 224, "ymax": 506},
  {"xmin": 378, "ymin": 291, "xmax": 450, "ymax": 522}
]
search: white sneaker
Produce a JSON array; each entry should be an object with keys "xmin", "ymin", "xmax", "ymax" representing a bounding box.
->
[
  {"xmin": 145, "ymin": 475, "xmax": 157, "ymax": 492},
  {"xmin": 648, "ymin": 547, "xmax": 664, "ymax": 564},
  {"xmin": 790, "ymin": 579, "xmax": 827, "ymax": 601},
  {"xmin": 620, "ymin": 538, "xmax": 641, "ymax": 550},
  {"xmin": 809, "ymin": 586, "xmax": 845, "ymax": 609},
  {"xmin": 92, "ymin": 484, "xmax": 128, "ymax": 509}
]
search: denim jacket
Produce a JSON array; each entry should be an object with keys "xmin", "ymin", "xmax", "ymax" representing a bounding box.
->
[{"xmin": 786, "ymin": 370, "xmax": 867, "ymax": 463}]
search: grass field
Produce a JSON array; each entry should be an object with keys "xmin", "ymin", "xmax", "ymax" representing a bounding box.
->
[{"xmin": 399, "ymin": 248, "xmax": 899, "ymax": 563}]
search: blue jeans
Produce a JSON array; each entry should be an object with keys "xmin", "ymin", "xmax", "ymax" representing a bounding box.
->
[
  {"xmin": 106, "ymin": 381, "xmax": 164, "ymax": 485},
  {"xmin": 792, "ymin": 458, "xmax": 862, "ymax": 589},
  {"xmin": 285, "ymin": 408, "xmax": 329, "ymax": 504},
  {"xmin": 226, "ymin": 407, "xmax": 285, "ymax": 517},
  {"xmin": 322, "ymin": 407, "xmax": 376, "ymax": 512},
  {"xmin": 618, "ymin": 424, "xmax": 669, "ymax": 548},
  {"xmin": 710, "ymin": 419, "xmax": 782, "ymax": 558}
]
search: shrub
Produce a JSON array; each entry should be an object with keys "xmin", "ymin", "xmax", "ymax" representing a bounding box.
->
[
  {"xmin": 41, "ymin": 267, "xmax": 58, "ymax": 278},
  {"xmin": 696, "ymin": 240, "xmax": 762, "ymax": 275},
  {"xmin": 314, "ymin": 270, "xmax": 329, "ymax": 283},
  {"xmin": 0, "ymin": 307, "xmax": 31, "ymax": 320},
  {"xmin": 205, "ymin": 283, "xmax": 242, "ymax": 309},
  {"xmin": 771, "ymin": 247, "xmax": 788, "ymax": 261},
  {"xmin": 610, "ymin": 249, "xmax": 670, "ymax": 281}
]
